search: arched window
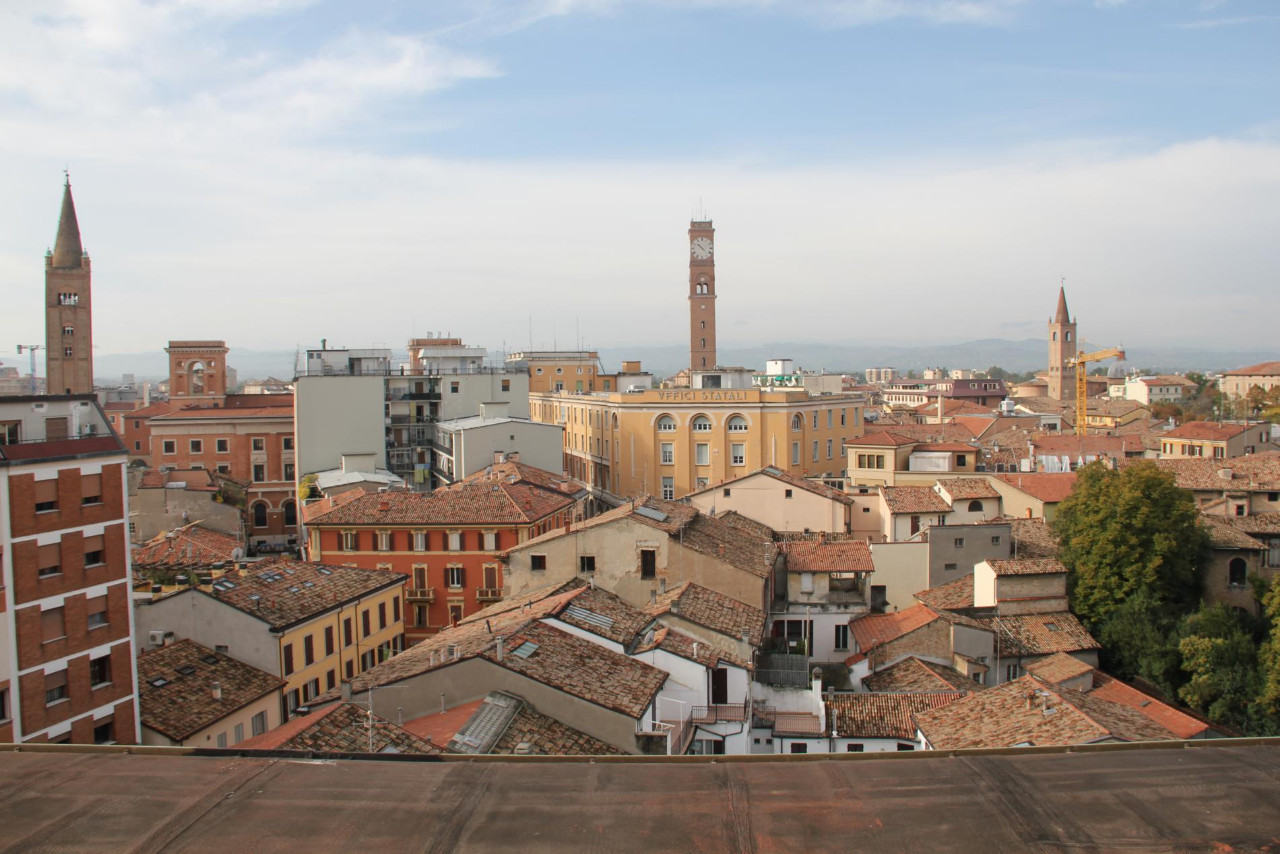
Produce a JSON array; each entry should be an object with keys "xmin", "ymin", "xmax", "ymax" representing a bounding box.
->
[
  {"xmin": 691, "ymin": 415, "xmax": 712, "ymax": 432},
  {"xmin": 1229, "ymin": 557, "xmax": 1247, "ymax": 587},
  {"xmin": 1052, "ymin": 332, "xmax": 1058, "ymax": 342},
  {"xmin": 727, "ymin": 416, "xmax": 748, "ymax": 432},
  {"xmin": 791, "ymin": 414, "xmax": 804, "ymax": 432},
  {"xmin": 701, "ymin": 338, "xmax": 706, "ymax": 348},
  {"xmin": 189, "ymin": 361, "xmax": 206, "ymax": 395},
  {"xmin": 1066, "ymin": 331, "xmax": 1073, "ymax": 342},
  {"xmin": 283, "ymin": 499, "xmax": 298, "ymax": 527},
  {"xmin": 611, "ymin": 413, "xmax": 619, "ymax": 430},
  {"xmin": 252, "ymin": 501, "xmax": 268, "ymax": 528},
  {"xmin": 657, "ymin": 415, "xmax": 677, "ymax": 432},
  {"xmin": 967, "ymin": 500, "xmax": 983, "ymax": 513}
]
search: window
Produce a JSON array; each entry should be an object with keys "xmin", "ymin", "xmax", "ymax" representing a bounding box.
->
[
  {"xmin": 791, "ymin": 414, "xmax": 803, "ymax": 432},
  {"xmin": 216, "ymin": 733, "xmax": 227, "ymax": 748},
  {"xmin": 450, "ymin": 381, "xmax": 460, "ymax": 393},
  {"xmin": 252, "ymin": 437, "xmax": 265, "ymax": 451},
  {"xmin": 1005, "ymin": 664, "xmax": 1020, "ymax": 682},
  {"xmin": 304, "ymin": 634, "xmax": 315, "ymax": 665},
  {"xmin": 362, "ymin": 609, "xmax": 372, "ymax": 636},
  {"xmin": 378, "ymin": 531, "xmax": 391, "ymax": 551},
  {"xmin": 691, "ymin": 415, "xmax": 712, "ymax": 432},
  {"xmin": 326, "ymin": 670, "xmax": 336, "ymax": 691},
  {"xmin": 812, "ymin": 441, "xmax": 819, "ymax": 462},
  {"xmin": 695, "ymin": 443, "xmax": 709, "ymax": 465},
  {"xmin": 727, "ymin": 416, "xmax": 748, "ymax": 432},
  {"xmin": 661, "ymin": 477, "xmax": 675, "ymax": 500},
  {"xmin": 834, "ymin": 625, "xmax": 849, "ymax": 650},
  {"xmin": 944, "ymin": 562, "xmax": 958, "ymax": 572},
  {"xmin": 283, "ymin": 644, "xmax": 295, "ymax": 675},
  {"xmin": 190, "ymin": 439, "xmax": 203, "ymax": 453},
  {"xmin": 789, "ymin": 743, "xmax": 808, "ymax": 754},
  {"xmin": 846, "ymin": 743, "xmax": 865, "ymax": 753},
  {"xmin": 86, "ymin": 596, "xmax": 108, "ymax": 629},
  {"xmin": 284, "ymin": 463, "xmax": 295, "ymax": 481},
  {"xmin": 954, "ymin": 538, "xmax": 965, "ymax": 548},
  {"xmin": 37, "ymin": 543, "xmax": 61, "ymax": 578},
  {"xmin": 343, "ymin": 618, "xmax": 353, "ymax": 646},
  {"xmin": 89, "ymin": 655, "xmax": 111, "ymax": 686},
  {"xmin": 448, "ymin": 531, "xmax": 462, "ymax": 551},
  {"xmin": 991, "ymin": 535, "xmax": 1002, "ymax": 546},
  {"xmin": 216, "ymin": 438, "xmax": 229, "ymax": 453},
  {"xmin": 41, "ymin": 607, "xmax": 66, "ymax": 643},
  {"xmin": 483, "ymin": 531, "xmax": 497, "ymax": 551},
  {"xmin": 640, "ymin": 548, "xmax": 657, "ymax": 579},
  {"xmin": 252, "ymin": 502, "xmax": 268, "ymax": 528},
  {"xmin": 162, "ymin": 440, "xmax": 176, "ymax": 455},
  {"xmin": 657, "ymin": 415, "xmax": 676, "ymax": 432},
  {"xmin": 393, "ymin": 595, "xmax": 401, "ymax": 623},
  {"xmin": 45, "ymin": 671, "xmax": 68, "ymax": 705},
  {"xmin": 378, "ymin": 601, "xmax": 387, "ymax": 630},
  {"xmin": 342, "ymin": 531, "xmax": 356, "ymax": 551},
  {"xmin": 283, "ymin": 500, "xmax": 297, "ymax": 527},
  {"xmin": 134, "ymin": 441, "xmax": 141, "ymax": 451},
  {"xmin": 661, "ymin": 442, "xmax": 674, "ymax": 464},
  {"xmin": 723, "ymin": 488, "xmax": 731, "ymax": 497},
  {"xmin": 413, "ymin": 531, "xmax": 427, "ymax": 551},
  {"xmin": 579, "ymin": 555, "xmax": 596, "ymax": 574},
  {"xmin": 1229, "ymin": 558, "xmax": 1248, "ymax": 587},
  {"xmin": 896, "ymin": 744, "xmax": 915, "ymax": 752},
  {"xmin": 800, "ymin": 572, "xmax": 814, "ymax": 594},
  {"xmin": 827, "ymin": 439, "xmax": 833, "ymax": 459},
  {"xmin": 784, "ymin": 489, "xmax": 794, "ymax": 499},
  {"xmin": 501, "ymin": 379, "xmax": 511, "ymax": 392},
  {"xmin": 447, "ymin": 566, "xmax": 464, "ymax": 588},
  {"xmin": 791, "ymin": 442, "xmax": 800, "ymax": 465},
  {"xmin": 253, "ymin": 464, "xmax": 266, "ymax": 482},
  {"xmin": 252, "ymin": 711, "xmax": 268, "ymax": 737},
  {"xmin": 840, "ymin": 409, "xmax": 847, "ymax": 427},
  {"xmin": 812, "ymin": 411, "xmax": 819, "ymax": 429},
  {"xmin": 324, "ymin": 626, "xmax": 335, "ymax": 656},
  {"xmin": 957, "ymin": 454, "xmax": 967, "ymax": 467},
  {"xmin": 531, "ymin": 554, "xmax": 547, "ymax": 571},
  {"xmin": 63, "ymin": 324, "xmax": 74, "ymax": 336},
  {"xmin": 283, "ymin": 436, "xmax": 294, "ymax": 451},
  {"xmin": 234, "ymin": 723, "xmax": 245, "ymax": 745},
  {"xmin": 80, "ymin": 473, "xmax": 102, "ymax": 506},
  {"xmin": 94, "ymin": 721, "xmax": 114, "ymax": 745}
]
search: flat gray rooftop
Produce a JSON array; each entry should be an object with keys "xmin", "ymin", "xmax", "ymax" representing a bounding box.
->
[{"xmin": 1, "ymin": 743, "xmax": 1279, "ymax": 852}]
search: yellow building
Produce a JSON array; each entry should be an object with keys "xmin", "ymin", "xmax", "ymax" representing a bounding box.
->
[{"xmin": 529, "ymin": 385, "xmax": 863, "ymax": 501}]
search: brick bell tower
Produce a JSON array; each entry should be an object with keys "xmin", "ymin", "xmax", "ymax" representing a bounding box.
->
[
  {"xmin": 689, "ymin": 219, "xmax": 717, "ymax": 371},
  {"xmin": 45, "ymin": 176, "xmax": 94, "ymax": 395},
  {"xmin": 1047, "ymin": 284, "xmax": 1077, "ymax": 401}
]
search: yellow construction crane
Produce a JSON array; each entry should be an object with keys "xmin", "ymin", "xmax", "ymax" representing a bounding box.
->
[{"xmin": 1070, "ymin": 347, "xmax": 1126, "ymax": 436}]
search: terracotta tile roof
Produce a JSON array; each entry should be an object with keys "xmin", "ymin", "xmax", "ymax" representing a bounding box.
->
[
  {"xmin": 882, "ymin": 486, "xmax": 952, "ymax": 515},
  {"xmin": 863, "ymin": 656, "xmax": 986, "ymax": 694},
  {"xmin": 646, "ymin": 582, "xmax": 767, "ymax": 644},
  {"xmin": 138, "ymin": 639, "xmax": 283, "ymax": 742},
  {"xmin": 1233, "ymin": 513, "xmax": 1280, "ymax": 536},
  {"xmin": 306, "ymin": 478, "xmax": 574, "ymax": 526},
  {"xmin": 702, "ymin": 465, "xmax": 854, "ymax": 505},
  {"xmin": 133, "ymin": 523, "xmax": 243, "ymax": 569},
  {"xmin": 781, "ymin": 539, "xmax": 875, "ymax": 574},
  {"xmin": 399, "ymin": 699, "xmax": 485, "ymax": 747},
  {"xmin": 1153, "ymin": 452, "xmax": 1280, "ymax": 492},
  {"xmin": 984, "ymin": 612, "xmax": 1100, "ymax": 657},
  {"xmin": 915, "ymin": 675, "xmax": 1179, "ymax": 749},
  {"xmin": 849, "ymin": 604, "xmax": 938, "ymax": 654},
  {"xmin": 151, "ymin": 403, "xmax": 294, "ymax": 420},
  {"xmin": 491, "ymin": 702, "xmax": 627, "ymax": 756},
  {"xmin": 1024, "ymin": 652, "xmax": 1096, "ymax": 685},
  {"xmin": 936, "ymin": 477, "xmax": 1001, "ymax": 501},
  {"xmin": 994, "ymin": 473, "xmax": 1078, "ymax": 503},
  {"xmin": 457, "ymin": 579, "xmax": 586, "ymax": 626},
  {"xmin": 825, "ymin": 692, "xmax": 968, "ymax": 740},
  {"xmin": 130, "ymin": 401, "xmax": 171, "ymax": 419},
  {"xmin": 550, "ymin": 584, "xmax": 653, "ymax": 646},
  {"xmin": 1088, "ymin": 673, "xmax": 1210, "ymax": 740},
  {"xmin": 205, "ymin": 559, "xmax": 405, "ymax": 631},
  {"xmin": 1225, "ymin": 360, "xmax": 1280, "ymax": 376},
  {"xmin": 237, "ymin": 703, "xmax": 439, "ymax": 754},
  {"xmin": 1165, "ymin": 422, "xmax": 1253, "ymax": 441},
  {"xmin": 913, "ymin": 399, "xmax": 992, "ymax": 417},
  {"xmin": 103, "ymin": 401, "xmax": 136, "ymax": 411},
  {"xmin": 1008, "ymin": 517, "xmax": 1060, "ymax": 559},
  {"xmin": 328, "ymin": 590, "xmax": 667, "ymax": 720},
  {"xmin": 678, "ymin": 510, "xmax": 777, "ymax": 579},
  {"xmin": 648, "ymin": 625, "xmax": 750, "ymax": 670},
  {"xmin": 463, "ymin": 459, "xmax": 585, "ymax": 499},
  {"xmin": 1085, "ymin": 399, "xmax": 1149, "ymax": 418},
  {"xmin": 1202, "ymin": 515, "xmax": 1266, "ymax": 550},
  {"xmin": 913, "ymin": 575, "xmax": 974, "ymax": 611},
  {"xmin": 915, "ymin": 442, "xmax": 979, "ymax": 453},
  {"xmin": 985, "ymin": 558, "xmax": 1067, "ymax": 577},
  {"xmin": 1029, "ymin": 435, "xmax": 1137, "ymax": 457},
  {"xmin": 1138, "ymin": 375, "xmax": 1196, "ymax": 388},
  {"xmin": 845, "ymin": 431, "xmax": 919, "ymax": 447},
  {"xmin": 886, "ymin": 423, "xmax": 988, "ymax": 444}
]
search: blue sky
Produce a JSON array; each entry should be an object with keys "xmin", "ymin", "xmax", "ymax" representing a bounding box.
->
[{"xmin": 1, "ymin": 0, "xmax": 1278, "ymax": 368}]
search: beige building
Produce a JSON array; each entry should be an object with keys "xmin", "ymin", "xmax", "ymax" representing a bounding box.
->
[
  {"xmin": 1120, "ymin": 375, "xmax": 1196, "ymax": 405},
  {"xmin": 1222, "ymin": 361, "xmax": 1280, "ymax": 401},
  {"xmin": 1159, "ymin": 421, "xmax": 1274, "ymax": 460},
  {"xmin": 685, "ymin": 466, "xmax": 854, "ymax": 534},
  {"xmin": 530, "ymin": 385, "xmax": 862, "ymax": 502},
  {"xmin": 506, "ymin": 351, "xmax": 617, "ymax": 394}
]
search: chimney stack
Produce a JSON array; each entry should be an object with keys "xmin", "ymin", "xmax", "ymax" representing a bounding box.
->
[
  {"xmin": 659, "ymin": 578, "xmax": 667, "ymax": 594},
  {"xmin": 342, "ymin": 682, "xmax": 352, "ymax": 702},
  {"xmin": 211, "ymin": 682, "xmax": 222, "ymax": 701},
  {"xmin": 650, "ymin": 589, "xmax": 657, "ymax": 606},
  {"xmin": 496, "ymin": 637, "xmax": 505, "ymax": 662}
]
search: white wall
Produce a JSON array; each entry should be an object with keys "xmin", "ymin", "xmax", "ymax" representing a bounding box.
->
[{"xmin": 295, "ymin": 375, "xmax": 387, "ymax": 476}]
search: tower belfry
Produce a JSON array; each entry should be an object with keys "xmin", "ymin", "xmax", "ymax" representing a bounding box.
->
[
  {"xmin": 688, "ymin": 219, "xmax": 717, "ymax": 371},
  {"xmin": 1047, "ymin": 284, "xmax": 1077, "ymax": 401},
  {"xmin": 45, "ymin": 177, "xmax": 94, "ymax": 395}
]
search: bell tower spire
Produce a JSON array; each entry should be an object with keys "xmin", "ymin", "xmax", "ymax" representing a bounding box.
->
[
  {"xmin": 45, "ymin": 175, "xmax": 94, "ymax": 395},
  {"xmin": 1047, "ymin": 281, "xmax": 1077, "ymax": 401}
]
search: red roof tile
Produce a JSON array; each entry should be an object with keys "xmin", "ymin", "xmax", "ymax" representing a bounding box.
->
[
  {"xmin": 133, "ymin": 523, "xmax": 243, "ymax": 569},
  {"xmin": 782, "ymin": 539, "xmax": 875, "ymax": 573},
  {"xmin": 882, "ymin": 486, "xmax": 952, "ymax": 515},
  {"xmin": 138, "ymin": 640, "xmax": 283, "ymax": 742},
  {"xmin": 826, "ymin": 692, "xmax": 968, "ymax": 740},
  {"xmin": 306, "ymin": 478, "xmax": 574, "ymax": 526},
  {"xmin": 849, "ymin": 604, "xmax": 938, "ymax": 654},
  {"xmin": 994, "ymin": 473, "xmax": 1078, "ymax": 503}
]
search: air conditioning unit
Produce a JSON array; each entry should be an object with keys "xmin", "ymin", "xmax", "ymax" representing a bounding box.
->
[{"xmin": 148, "ymin": 630, "xmax": 174, "ymax": 646}]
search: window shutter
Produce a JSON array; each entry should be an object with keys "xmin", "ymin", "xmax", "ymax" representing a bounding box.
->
[
  {"xmin": 35, "ymin": 479, "xmax": 59, "ymax": 503},
  {"xmin": 41, "ymin": 608, "xmax": 65, "ymax": 641},
  {"xmin": 80, "ymin": 473, "xmax": 102, "ymax": 498},
  {"xmin": 38, "ymin": 543, "xmax": 62, "ymax": 570}
]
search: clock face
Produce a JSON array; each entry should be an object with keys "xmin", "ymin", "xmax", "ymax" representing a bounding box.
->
[{"xmin": 691, "ymin": 237, "xmax": 713, "ymax": 260}]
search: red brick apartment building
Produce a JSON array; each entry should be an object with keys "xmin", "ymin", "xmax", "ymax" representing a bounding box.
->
[
  {"xmin": 305, "ymin": 460, "xmax": 584, "ymax": 643},
  {"xmin": 0, "ymin": 395, "xmax": 138, "ymax": 744},
  {"xmin": 146, "ymin": 341, "xmax": 297, "ymax": 552}
]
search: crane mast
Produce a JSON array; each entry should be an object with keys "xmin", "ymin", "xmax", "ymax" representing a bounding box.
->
[{"xmin": 1069, "ymin": 347, "xmax": 1126, "ymax": 436}]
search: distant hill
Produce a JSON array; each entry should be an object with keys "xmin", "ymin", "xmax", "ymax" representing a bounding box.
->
[{"xmin": 90, "ymin": 340, "xmax": 1275, "ymax": 385}]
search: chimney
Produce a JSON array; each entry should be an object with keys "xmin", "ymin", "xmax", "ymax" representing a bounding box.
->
[
  {"xmin": 495, "ymin": 637, "xmax": 505, "ymax": 662},
  {"xmin": 692, "ymin": 642, "xmax": 700, "ymax": 660},
  {"xmin": 342, "ymin": 682, "xmax": 352, "ymax": 702},
  {"xmin": 494, "ymin": 451, "xmax": 505, "ymax": 465},
  {"xmin": 659, "ymin": 578, "xmax": 667, "ymax": 594},
  {"xmin": 211, "ymin": 682, "xmax": 222, "ymax": 701},
  {"xmin": 650, "ymin": 589, "xmax": 657, "ymax": 606}
]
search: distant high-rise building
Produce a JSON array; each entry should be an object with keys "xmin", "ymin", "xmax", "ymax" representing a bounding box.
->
[
  {"xmin": 689, "ymin": 220, "xmax": 717, "ymax": 372},
  {"xmin": 1047, "ymin": 286, "xmax": 1077, "ymax": 401},
  {"xmin": 45, "ymin": 178, "xmax": 94, "ymax": 395}
]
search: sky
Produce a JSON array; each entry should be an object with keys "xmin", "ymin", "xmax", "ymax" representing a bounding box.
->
[{"xmin": 1, "ymin": 0, "xmax": 1278, "ymax": 369}]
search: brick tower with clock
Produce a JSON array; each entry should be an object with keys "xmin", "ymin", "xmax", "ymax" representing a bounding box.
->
[
  {"xmin": 45, "ymin": 177, "xmax": 95, "ymax": 395},
  {"xmin": 689, "ymin": 220, "xmax": 717, "ymax": 372}
]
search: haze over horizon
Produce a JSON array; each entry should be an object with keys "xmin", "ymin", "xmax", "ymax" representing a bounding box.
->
[{"xmin": 2, "ymin": 0, "xmax": 1278, "ymax": 360}]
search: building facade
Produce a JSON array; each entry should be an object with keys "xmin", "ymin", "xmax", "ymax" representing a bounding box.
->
[{"xmin": 0, "ymin": 395, "xmax": 139, "ymax": 744}]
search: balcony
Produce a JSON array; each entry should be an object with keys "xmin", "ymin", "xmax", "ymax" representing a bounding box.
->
[
  {"xmin": 476, "ymin": 588, "xmax": 503, "ymax": 602},
  {"xmin": 391, "ymin": 391, "xmax": 441, "ymax": 402},
  {"xmin": 691, "ymin": 701, "xmax": 750, "ymax": 725},
  {"xmin": 825, "ymin": 590, "xmax": 866, "ymax": 605},
  {"xmin": 406, "ymin": 587, "xmax": 435, "ymax": 602},
  {"xmin": 754, "ymin": 653, "xmax": 812, "ymax": 688}
]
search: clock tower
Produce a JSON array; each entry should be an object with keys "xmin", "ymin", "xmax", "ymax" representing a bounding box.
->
[{"xmin": 688, "ymin": 219, "xmax": 717, "ymax": 371}]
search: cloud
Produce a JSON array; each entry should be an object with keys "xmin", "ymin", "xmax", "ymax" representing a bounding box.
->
[{"xmin": 1173, "ymin": 14, "xmax": 1280, "ymax": 29}]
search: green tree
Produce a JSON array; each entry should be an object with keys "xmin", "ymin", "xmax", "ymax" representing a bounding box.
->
[
  {"xmin": 1177, "ymin": 603, "xmax": 1259, "ymax": 730},
  {"xmin": 1096, "ymin": 590, "xmax": 1181, "ymax": 689},
  {"xmin": 1257, "ymin": 577, "xmax": 1280, "ymax": 722},
  {"xmin": 1054, "ymin": 461, "xmax": 1208, "ymax": 629}
]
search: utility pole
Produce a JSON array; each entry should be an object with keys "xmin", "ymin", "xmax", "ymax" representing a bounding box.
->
[{"xmin": 16, "ymin": 344, "xmax": 43, "ymax": 394}]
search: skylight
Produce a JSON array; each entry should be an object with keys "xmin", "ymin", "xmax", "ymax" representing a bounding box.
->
[{"xmin": 511, "ymin": 641, "xmax": 539, "ymax": 658}]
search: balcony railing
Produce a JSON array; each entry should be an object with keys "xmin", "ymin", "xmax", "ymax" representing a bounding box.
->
[
  {"xmin": 691, "ymin": 701, "xmax": 750, "ymax": 725},
  {"xmin": 476, "ymin": 588, "xmax": 502, "ymax": 602},
  {"xmin": 406, "ymin": 587, "xmax": 435, "ymax": 602},
  {"xmin": 825, "ymin": 590, "xmax": 866, "ymax": 605},
  {"xmin": 754, "ymin": 653, "xmax": 812, "ymax": 688}
]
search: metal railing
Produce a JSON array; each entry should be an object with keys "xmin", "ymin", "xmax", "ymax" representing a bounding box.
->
[
  {"xmin": 691, "ymin": 701, "xmax": 750, "ymax": 725},
  {"xmin": 476, "ymin": 588, "xmax": 502, "ymax": 601},
  {"xmin": 754, "ymin": 653, "xmax": 812, "ymax": 688},
  {"xmin": 406, "ymin": 587, "xmax": 435, "ymax": 602}
]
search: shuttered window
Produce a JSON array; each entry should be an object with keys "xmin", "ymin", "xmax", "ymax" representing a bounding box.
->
[{"xmin": 80, "ymin": 473, "xmax": 102, "ymax": 504}]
